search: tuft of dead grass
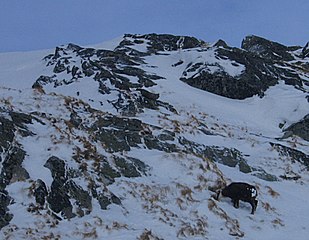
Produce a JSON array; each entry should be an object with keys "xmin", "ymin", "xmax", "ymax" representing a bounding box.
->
[
  {"xmin": 266, "ymin": 186, "xmax": 280, "ymax": 198},
  {"xmin": 262, "ymin": 202, "xmax": 276, "ymax": 212},
  {"xmin": 138, "ymin": 229, "xmax": 163, "ymax": 240}
]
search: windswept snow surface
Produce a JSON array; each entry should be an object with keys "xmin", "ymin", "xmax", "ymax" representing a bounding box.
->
[{"xmin": 0, "ymin": 37, "xmax": 309, "ymax": 239}]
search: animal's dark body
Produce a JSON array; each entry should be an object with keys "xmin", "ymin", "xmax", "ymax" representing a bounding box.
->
[{"xmin": 218, "ymin": 182, "xmax": 258, "ymax": 214}]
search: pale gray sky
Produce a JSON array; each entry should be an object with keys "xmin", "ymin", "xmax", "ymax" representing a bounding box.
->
[{"xmin": 1, "ymin": 0, "xmax": 308, "ymax": 52}]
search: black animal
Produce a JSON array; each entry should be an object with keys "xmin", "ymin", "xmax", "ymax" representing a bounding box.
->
[{"xmin": 217, "ymin": 182, "xmax": 258, "ymax": 214}]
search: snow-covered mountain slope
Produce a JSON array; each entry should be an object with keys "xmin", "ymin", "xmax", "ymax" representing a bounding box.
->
[{"xmin": 0, "ymin": 33, "xmax": 308, "ymax": 239}]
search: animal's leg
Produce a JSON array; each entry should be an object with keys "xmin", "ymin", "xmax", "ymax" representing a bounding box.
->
[
  {"xmin": 215, "ymin": 190, "xmax": 221, "ymax": 201},
  {"xmin": 249, "ymin": 200, "xmax": 256, "ymax": 214},
  {"xmin": 232, "ymin": 199, "xmax": 239, "ymax": 208}
]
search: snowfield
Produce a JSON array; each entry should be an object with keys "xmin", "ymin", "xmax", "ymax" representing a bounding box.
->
[{"xmin": 0, "ymin": 34, "xmax": 308, "ymax": 239}]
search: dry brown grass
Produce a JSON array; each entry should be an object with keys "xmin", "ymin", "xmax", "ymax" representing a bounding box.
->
[
  {"xmin": 272, "ymin": 218, "xmax": 285, "ymax": 228},
  {"xmin": 138, "ymin": 229, "xmax": 163, "ymax": 240},
  {"xmin": 262, "ymin": 202, "xmax": 276, "ymax": 212},
  {"xmin": 208, "ymin": 199, "xmax": 244, "ymax": 237},
  {"xmin": 266, "ymin": 186, "xmax": 280, "ymax": 198},
  {"xmin": 177, "ymin": 219, "xmax": 208, "ymax": 238}
]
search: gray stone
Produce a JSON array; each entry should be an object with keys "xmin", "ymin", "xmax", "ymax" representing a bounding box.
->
[
  {"xmin": 114, "ymin": 156, "xmax": 149, "ymax": 178},
  {"xmin": 34, "ymin": 179, "xmax": 48, "ymax": 206},
  {"xmin": 98, "ymin": 192, "xmax": 121, "ymax": 210},
  {"xmin": 270, "ymin": 142, "xmax": 309, "ymax": 169},
  {"xmin": 283, "ymin": 114, "xmax": 309, "ymax": 141},
  {"xmin": 44, "ymin": 156, "xmax": 66, "ymax": 178}
]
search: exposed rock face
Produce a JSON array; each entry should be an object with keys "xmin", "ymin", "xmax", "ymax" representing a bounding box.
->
[
  {"xmin": 90, "ymin": 114, "xmax": 178, "ymax": 153},
  {"xmin": 302, "ymin": 42, "xmax": 309, "ymax": 58},
  {"xmin": 270, "ymin": 142, "xmax": 309, "ymax": 170},
  {"xmin": 0, "ymin": 112, "xmax": 32, "ymax": 228},
  {"xmin": 241, "ymin": 35, "xmax": 296, "ymax": 61},
  {"xmin": 33, "ymin": 179, "xmax": 48, "ymax": 206},
  {"xmin": 181, "ymin": 35, "xmax": 307, "ymax": 99},
  {"xmin": 0, "ymin": 190, "xmax": 12, "ymax": 229},
  {"xmin": 32, "ymin": 34, "xmax": 184, "ymax": 117},
  {"xmin": 33, "ymin": 33, "xmax": 309, "ymax": 101},
  {"xmin": 179, "ymin": 137, "xmax": 277, "ymax": 180},
  {"xmin": 120, "ymin": 33, "xmax": 206, "ymax": 53}
]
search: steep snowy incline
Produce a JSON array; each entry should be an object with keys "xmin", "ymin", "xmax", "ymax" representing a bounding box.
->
[
  {"xmin": 0, "ymin": 33, "xmax": 308, "ymax": 239},
  {"xmin": 143, "ymin": 47, "xmax": 308, "ymax": 137},
  {"xmin": 0, "ymin": 50, "xmax": 51, "ymax": 89}
]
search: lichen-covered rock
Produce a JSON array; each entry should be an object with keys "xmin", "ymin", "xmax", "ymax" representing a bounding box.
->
[
  {"xmin": 180, "ymin": 137, "xmax": 244, "ymax": 167},
  {"xmin": 92, "ymin": 115, "xmax": 177, "ymax": 153},
  {"xmin": 144, "ymin": 135, "xmax": 178, "ymax": 153},
  {"xmin": 32, "ymin": 75, "xmax": 55, "ymax": 89},
  {"xmin": 97, "ymin": 160, "xmax": 121, "ymax": 184}
]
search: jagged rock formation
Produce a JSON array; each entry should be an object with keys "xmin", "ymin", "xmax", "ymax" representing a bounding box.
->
[
  {"xmin": 181, "ymin": 35, "xmax": 307, "ymax": 99},
  {"xmin": 0, "ymin": 111, "xmax": 34, "ymax": 228}
]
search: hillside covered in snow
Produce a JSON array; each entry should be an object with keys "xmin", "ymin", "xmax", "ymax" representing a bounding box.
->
[{"xmin": 0, "ymin": 33, "xmax": 309, "ymax": 239}]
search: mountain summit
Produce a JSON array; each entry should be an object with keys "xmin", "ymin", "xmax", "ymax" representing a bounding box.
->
[{"xmin": 0, "ymin": 33, "xmax": 308, "ymax": 239}]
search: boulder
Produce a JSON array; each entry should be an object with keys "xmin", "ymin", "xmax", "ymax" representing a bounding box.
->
[{"xmin": 283, "ymin": 114, "xmax": 309, "ymax": 141}]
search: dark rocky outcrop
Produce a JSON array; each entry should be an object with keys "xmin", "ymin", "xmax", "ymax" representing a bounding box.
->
[
  {"xmin": 114, "ymin": 156, "xmax": 149, "ymax": 178},
  {"xmin": 301, "ymin": 42, "xmax": 309, "ymax": 58},
  {"xmin": 44, "ymin": 156, "xmax": 73, "ymax": 218},
  {"xmin": 120, "ymin": 33, "xmax": 206, "ymax": 54},
  {"xmin": 181, "ymin": 35, "xmax": 306, "ymax": 99},
  {"xmin": 179, "ymin": 137, "xmax": 277, "ymax": 181},
  {"xmin": 270, "ymin": 142, "xmax": 309, "ymax": 170},
  {"xmin": 0, "ymin": 190, "xmax": 13, "ymax": 229},
  {"xmin": 33, "ymin": 37, "xmax": 179, "ymax": 116},
  {"xmin": 0, "ymin": 112, "xmax": 33, "ymax": 228},
  {"xmin": 34, "ymin": 179, "xmax": 48, "ymax": 206},
  {"xmin": 43, "ymin": 156, "xmax": 93, "ymax": 218},
  {"xmin": 241, "ymin": 35, "xmax": 296, "ymax": 61},
  {"xmin": 35, "ymin": 33, "xmax": 309, "ymax": 101},
  {"xmin": 90, "ymin": 114, "xmax": 178, "ymax": 153}
]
